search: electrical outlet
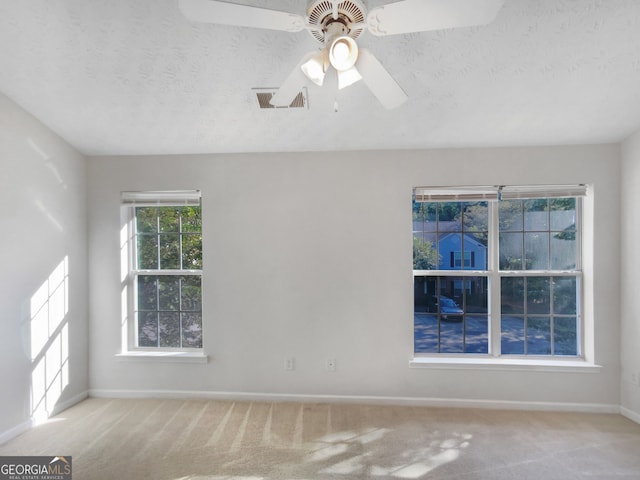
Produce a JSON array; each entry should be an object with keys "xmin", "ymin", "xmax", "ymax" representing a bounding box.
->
[
  {"xmin": 327, "ymin": 358, "xmax": 336, "ymax": 372},
  {"xmin": 285, "ymin": 357, "xmax": 295, "ymax": 371}
]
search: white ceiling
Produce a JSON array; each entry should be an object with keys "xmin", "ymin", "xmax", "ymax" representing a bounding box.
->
[{"xmin": 1, "ymin": 0, "xmax": 640, "ymax": 156}]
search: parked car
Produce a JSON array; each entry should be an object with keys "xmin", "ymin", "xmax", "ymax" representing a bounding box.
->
[{"xmin": 436, "ymin": 295, "xmax": 463, "ymax": 321}]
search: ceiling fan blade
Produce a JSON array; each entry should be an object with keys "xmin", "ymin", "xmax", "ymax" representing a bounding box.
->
[
  {"xmin": 270, "ymin": 52, "xmax": 316, "ymax": 107},
  {"xmin": 337, "ymin": 66, "xmax": 363, "ymax": 90},
  {"xmin": 356, "ymin": 49, "xmax": 407, "ymax": 110},
  {"xmin": 179, "ymin": 0, "xmax": 305, "ymax": 32},
  {"xmin": 367, "ymin": 0, "xmax": 505, "ymax": 36}
]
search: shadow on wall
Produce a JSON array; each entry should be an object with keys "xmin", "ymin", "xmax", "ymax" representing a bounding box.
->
[{"xmin": 29, "ymin": 256, "xmax": 70, "ymax": 424}]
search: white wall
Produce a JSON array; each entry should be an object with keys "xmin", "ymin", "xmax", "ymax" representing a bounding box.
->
[
  {"xmin": 88, "ymin": 145, "xmax": 621, "ymax": 409},
  {"xmin": 0, "ymin": 93, "xmax": 89, "ymax": 441},
  {"xmin": 621, "ymin": 130, "xmax": 640, "ymax": 422}
]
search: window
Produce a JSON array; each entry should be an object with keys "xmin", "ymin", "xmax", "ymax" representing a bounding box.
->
[
  {"xmin": 122, "ymin": 191, "xmax": 203, "ymax": 351},
  {"xmin": 413, "ymin": 185, "xmax": 585, "ymax": 357},
  {"xmin": 453, "ymin": 251, "xmax": 474, "ymax": 268}
]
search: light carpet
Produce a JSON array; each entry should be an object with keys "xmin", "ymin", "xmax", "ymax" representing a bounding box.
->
[{"xmin": 1, "ymin": 398, "xmax": 640, "ymax": 479}]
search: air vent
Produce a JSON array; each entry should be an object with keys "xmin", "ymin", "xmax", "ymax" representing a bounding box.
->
[{"xmin": 253, "ymin": 88, "xmax": 308, "ymax": 109}]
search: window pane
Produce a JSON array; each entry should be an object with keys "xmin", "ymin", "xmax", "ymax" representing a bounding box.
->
[
  {"xmin": 413, "ymin": 202, "xmax": 437, "ymax": 233},
  {"xmin": 525, "ymin": 232, "xmax": 549, "ymax": 270},
  {"xmin": 550, "ymin": 198, "xmax": 576, "ymax": 231},
  {"xmin": 499, "ymin": 200, "xmax": 523, "ymax": 231},
  {"xmin": 524, "ymin": 199, "xmax": 549, "ymax": 230},
  {"xmin": 463, "ymin": 202, "xmax": 488, "ymax": 231},
  {"xmin": 158, "ymin": 276, "xmax": 180, "ymax": 311},
  {"xmin": 499, "ymin": 232, "xmax": 524, "ymax": 270},
  {"xmin": 138, "ymin": 312, "xmax": 158, "ymax": 347},
  {"xmin": 136, "ymin": 207, "xmax": 157, "ymax": 233},
  {"xmin": 437, "ymin": 280, "xmax": 462, "ymax": 313},
  {"xmin": 413, "ymin": 238, "xmax": 439, "ymax": 270},
  {"xmin": 551, "ymin": 232, "xmax": 576, "ymax": 270},
  {"xmin": 181, "ymin": 276, "xmax": 202, "ymax": 311},
  {"xmin": 439, "ymin": 232, "xmax": 462, "ymax": 270},
  {"xmin": 501, "ymin": 316, "xmax": 525, "ymax": 354},
  {"xmin": 159, "ymin": 234, "xmax": 180, "ymax": 269},
  {"xmin": 463, "ymin": 202, "xmax": 489, "ymax": 271},
  {"xmin": 554, "ymin": 317, "xmax": 577, "ymax": 355},
  {"xmin": 414, "ymin": 276, "xmax": 488, "ymax": 354},
  {"xmin": 457, "ymin": 242, "xmax": 487, "ymax": 271},
  {"xmin": 413, "ymin": 201, "xmax": 488, "ymax": 272},
  {"xmin": 466, "ymin": 279, "xmax": 488, "ymax": 313},
  {"xmin": 181, "ymin": 206, "xmax": 202, "ymax": 232},
  {"xmin": 182, "ymin": 313, "xmax": 202, "ymax": 348},
  {"xmin": 414, "ymin": 276, "xmax": 437, "ymax": 313},
  {"xmin": 414, "ymin": 313, "xmax": 438, "ymax": 353},
  {"xmin": 466, "ymin": 315, "xmax": 488, "ymax": 353},
  {"xmin": 413, "ymin": 201, "xmax": 436, "ymax": 270},
  {"xmin": 182, "ymin": 233, "xmax": 203, "ymax": 270},
  {"xmin": 137, "ymin": 276, "xmax": 157, "ymax": 310},
  {"xmin": 136, "ymin": 275, "xmax": 202, "ymax": 349},
  {"xmin": 438, "ymin": 202, "xmax": 462, "ymax": 227},
  {"xmin": 527, "ymin": 317, "xmax": 551, "ymax": 354},
  {"xmin": 137, "ymin": 235, "xmax": 158, "ymax": 269},
  {"xmin": 501, "ymin": 198, "xmax": 578, "ymax": 273},
  {"xmin": 435, "ymin": 202, "xmax": 489, "ymax": 272},
  {"xmin": 501, "ymin": 277, "xmax": 524, "ymax": 314},
  {"xmin": 553, "ymin": 277, "xmax": 577, "ymax": 315},
  {"xmin": 440, "ymin": 321, "xmax": 464, "ymax": 353},
  {"xmin": 501, "ymin": 276, "xmax": 578, "ymax": 356},
  {"xmin": 527, "ymin": 277, "xmax": 550, "ymax": 314},
  {"xmin": 159, "ymin": 312, "xmax": 181, "ymax": 347},
  {"xmin": 159, "ymin": 207, "xmax": 180, "ymax": 232},
  {"xmin": 465, "ymin": 234, "xmax": 487, "ymax": 270}
]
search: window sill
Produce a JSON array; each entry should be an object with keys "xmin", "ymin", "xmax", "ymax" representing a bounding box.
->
[
  {"xmin": 116, "ymin": 352, "xmax": 209, "ymax": 364},
  {"xmin": 410, "ymin": 356, "xmax": 602, "ymax": 373}
]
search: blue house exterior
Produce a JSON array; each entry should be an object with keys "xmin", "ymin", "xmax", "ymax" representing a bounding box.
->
[
  {"xmin": 437, "ymin": 232, "xmax": 488, "ymax": 270},
  {"xmin": 413, "ymin": 229, "xmax": 489, "ymax": 315}
]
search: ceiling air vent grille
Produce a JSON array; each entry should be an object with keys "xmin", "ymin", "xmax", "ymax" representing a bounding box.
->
[{"xmin": 254, "ymin": 88, "xmax": 308, "ymax": 109}]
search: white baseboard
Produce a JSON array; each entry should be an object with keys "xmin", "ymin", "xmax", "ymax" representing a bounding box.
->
[
  {"xmin": 0, "ymin": 390, "xmax": 89, "ymax": 446},
  {"xmin": 621, "ymin": 406, "xmax": 640, "ymax": 425},
  {"xmin": 2, "ymin": 389, "xmax": 621, "ymax": 445},
  {"xmin": 88, "ymin": 389, "xmax": 620, "ymax": 414},
  {"xmin": 51, "ymin": 390, "xmax": 90, "ymax": 417},
  {"xmin": 0, "ymin": 419, "xmax": 33, "ymax": 446}
]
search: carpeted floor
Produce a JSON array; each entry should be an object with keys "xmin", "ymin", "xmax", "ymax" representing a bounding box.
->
[{"xmin": 1, "ymin": 397, "xmax": 640, "ymax": 479}]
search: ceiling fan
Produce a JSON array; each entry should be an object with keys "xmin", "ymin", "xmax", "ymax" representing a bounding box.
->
[{"xmin": 179, "ymin": 0, "xmax": 505, "ymax": 109}]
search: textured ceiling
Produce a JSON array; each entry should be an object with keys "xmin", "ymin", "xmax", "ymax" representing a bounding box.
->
[{"xmin": 1, "ymin": 0, "xmax": 640, "ymax": 156}]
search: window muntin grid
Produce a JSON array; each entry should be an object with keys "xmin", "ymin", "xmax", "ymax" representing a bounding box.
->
[
  {"xmin": 413, "ymin": 191, "xmax": 582, "ymax": 358},
  {"xmin": 132, "ymin": 205, "xmax": 202, "ymax": 349}
]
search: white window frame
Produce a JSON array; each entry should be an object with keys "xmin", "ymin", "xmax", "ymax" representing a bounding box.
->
[
  {"xmin": 118, "ymin": 190, "xmax": 207, "ymax": 363},
  {"xmin": 411, "ymin": 185, "xmax": 596, "ymax": 370}
]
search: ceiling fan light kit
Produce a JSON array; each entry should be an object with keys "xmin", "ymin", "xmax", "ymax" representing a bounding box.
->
[
  {"xmin": 300, "ymin": 52, "xmax": 328, "ymax": 86},
  {"xmin": 329, "ymin": 36, "xmax": 358, "ymax": 71},
  {"xmin": 178, "ymin": 0, "xmax": 505, "ymax": 109},
  {"xmin": 336, "ymin": 65, "xmax": 363, "ymax": 90}
]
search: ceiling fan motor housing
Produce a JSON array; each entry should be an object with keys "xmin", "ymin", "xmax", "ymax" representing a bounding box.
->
[{"xmin": 307, "ymin": 0, "xmax": 367, "ymax": 44}]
